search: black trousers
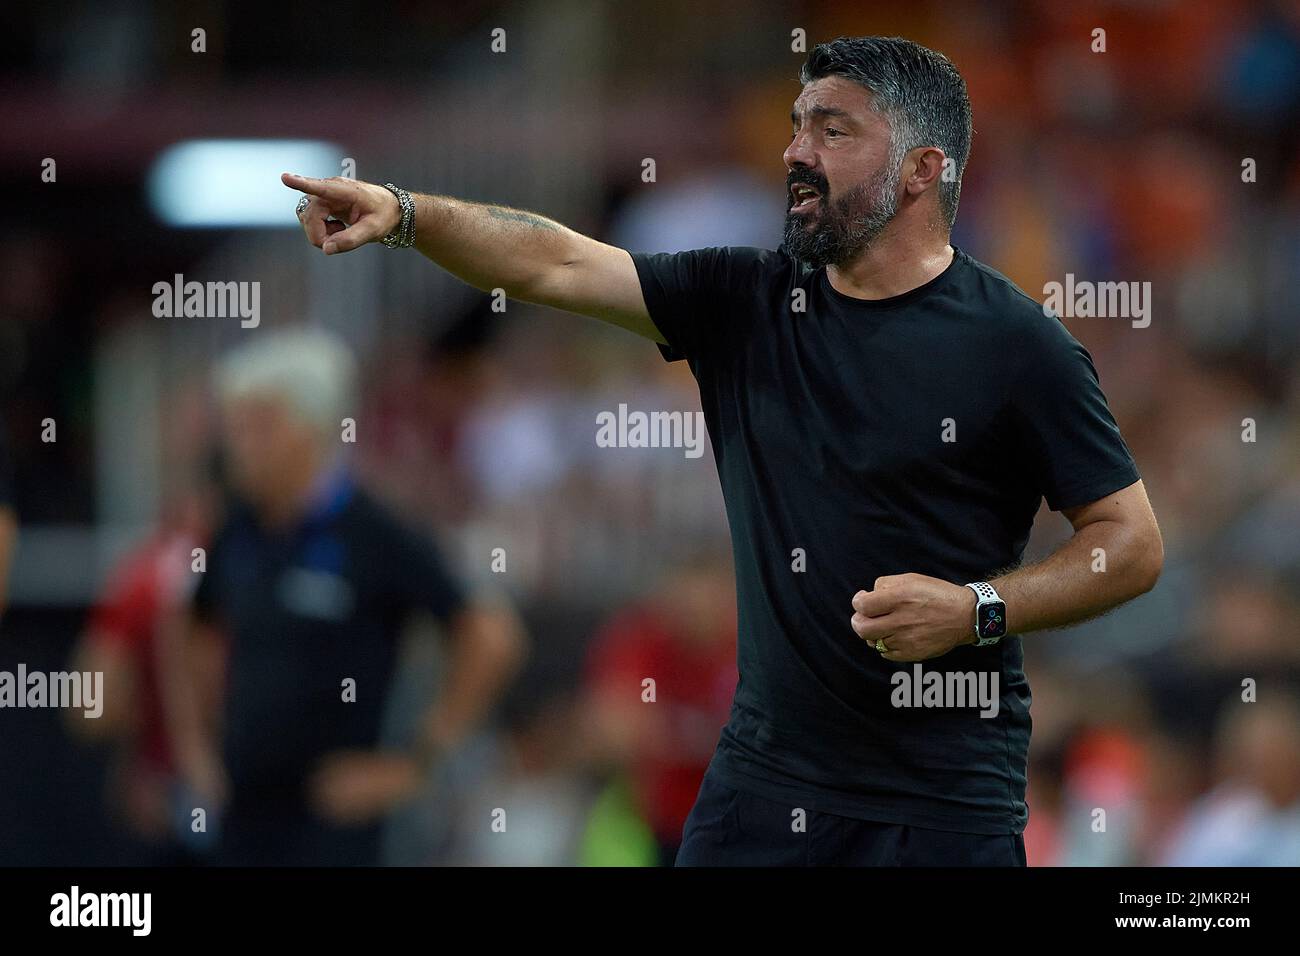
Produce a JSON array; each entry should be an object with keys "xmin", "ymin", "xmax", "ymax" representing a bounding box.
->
[{"xmin": 675, "ymin": 771, "xmax": 1026, "ymax": 867}]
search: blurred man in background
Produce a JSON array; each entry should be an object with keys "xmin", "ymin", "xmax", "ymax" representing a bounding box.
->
[{"xmin": 169, "ymin": 327, "xmax": 526, "ymax": 866}]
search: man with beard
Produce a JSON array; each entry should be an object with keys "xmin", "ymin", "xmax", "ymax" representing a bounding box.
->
[{"xmin": 283, "ymin": 35, "xmax": 1163, "ymax": 866}]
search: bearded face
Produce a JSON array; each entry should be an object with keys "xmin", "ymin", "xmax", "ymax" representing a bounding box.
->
[{"xmin": 782, "ymin": 158, "xmax": 901, "ymax": 269}]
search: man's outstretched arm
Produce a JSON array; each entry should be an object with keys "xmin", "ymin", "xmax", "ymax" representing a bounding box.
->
[{"xmin": 281, "ymin": 173, "xmax": 666, "ymax": 344}]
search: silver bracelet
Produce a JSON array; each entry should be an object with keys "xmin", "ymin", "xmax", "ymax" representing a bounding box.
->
[{"xmin": 379, "ymin": 183, "xmax": 416, "ymax": 248}]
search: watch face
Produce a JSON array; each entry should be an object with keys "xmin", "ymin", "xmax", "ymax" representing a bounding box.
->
[{"xmin": 978, "ymin": 601, "xmax": 1007, "ymax": 640}]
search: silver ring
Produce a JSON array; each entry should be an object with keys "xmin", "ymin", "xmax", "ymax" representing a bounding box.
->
[{"xmin": 295, "ymin": 195, "xmax": 310, "ymax": 217}]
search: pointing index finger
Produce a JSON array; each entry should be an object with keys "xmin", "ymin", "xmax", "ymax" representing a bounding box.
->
[{"xmin": 281, "ymin": 172, "xmax": 340, "ymax": 198}]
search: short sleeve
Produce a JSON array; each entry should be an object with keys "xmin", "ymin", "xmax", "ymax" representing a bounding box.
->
[
  {"xmin": 1011, "ymin": 317, "xmax": 1141, "ymax": 511},
  {"xmin": 629, "ymin": 247, "xmax": 745, "ymax": 363},
  {"xmin": 385, "ymin": 524, "xmax": 468, "ymax": 627}
]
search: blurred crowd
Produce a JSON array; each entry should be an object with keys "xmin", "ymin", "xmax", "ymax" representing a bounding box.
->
[{"xmin": 2, "ymin": 0, "xmax": 1299, "ymax": 866}]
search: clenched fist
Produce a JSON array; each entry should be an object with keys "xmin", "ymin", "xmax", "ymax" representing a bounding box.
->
[
  {"xmin": 282, "ymin": 172, "xmax": 401, "ymax": 255},
  {"xmin": 850, "ymin": 572, "xmax": 978, "ymax": 662}
]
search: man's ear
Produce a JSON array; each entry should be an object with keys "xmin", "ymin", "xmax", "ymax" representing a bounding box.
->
[{"xmin": 904, "ymin": 146, "xmax": 948, "ymax": 198}]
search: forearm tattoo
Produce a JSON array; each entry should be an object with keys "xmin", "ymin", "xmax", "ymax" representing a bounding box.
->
[{"xmin": 485, "ymin": 206, "xmax": 561, "ymax": 232}]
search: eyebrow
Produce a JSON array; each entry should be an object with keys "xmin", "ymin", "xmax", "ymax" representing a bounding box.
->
[{"xmin": 791, "ymin": 104, "xmax": 852, "ymax": 125}]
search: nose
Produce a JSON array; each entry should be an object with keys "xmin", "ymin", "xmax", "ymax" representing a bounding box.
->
[{"xmin": 784, "ymin": 127, "xmax": 815, "ymax": 171}]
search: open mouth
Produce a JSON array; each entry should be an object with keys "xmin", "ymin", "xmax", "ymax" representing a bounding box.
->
[{"xmin": 789, "ymin": 183, "xmax": 821, "ymax": 212}]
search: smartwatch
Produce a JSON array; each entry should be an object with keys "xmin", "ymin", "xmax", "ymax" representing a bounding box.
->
[{"xmin": 964, "ymin": 581, "xmax": 1007, "ymax": 646}]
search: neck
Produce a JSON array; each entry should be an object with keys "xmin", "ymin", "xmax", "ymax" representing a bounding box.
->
[
  {"xmin": 257, "ymin": 454, "xmax": 333, "ymax": 531},
  {"xmin": 826, "ymin": 227, "xmax": 954, "ymax": 301}
]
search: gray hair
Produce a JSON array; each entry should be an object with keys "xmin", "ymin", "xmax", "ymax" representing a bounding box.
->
[{"xmin": 216, "ymin": 327, "xmax": 357, "ymax": 441}]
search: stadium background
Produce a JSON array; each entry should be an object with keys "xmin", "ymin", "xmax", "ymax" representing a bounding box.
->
[{"xmin": 2, "ymin": 0, "xmax": 1299, "ymax": 865}]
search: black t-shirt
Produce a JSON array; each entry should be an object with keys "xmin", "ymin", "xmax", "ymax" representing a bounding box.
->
[
  {"xmin": 630, "ymin": 245, "xmax": 1140, "ymax": 834},
  {"xmin": 194, "ymin": 480, "xmax": 466, "ymax": 808}
]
